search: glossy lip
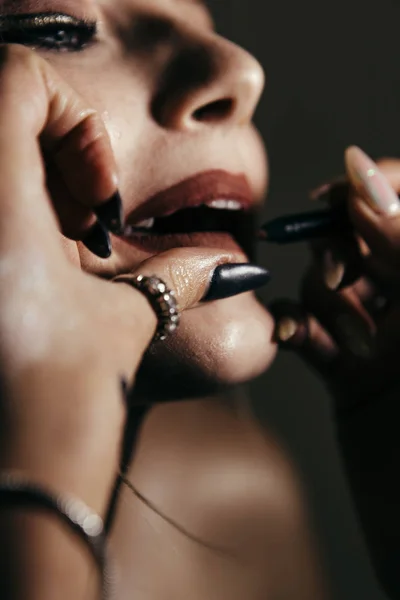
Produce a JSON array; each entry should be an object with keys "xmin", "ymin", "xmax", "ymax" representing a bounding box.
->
[{"xmin": 125, "ymin": 170, "xmax": 255, "ymax": 225}]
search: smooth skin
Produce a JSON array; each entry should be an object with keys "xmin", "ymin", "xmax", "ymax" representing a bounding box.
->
[{"xmin": 0, "ymin": 1, "xmax": 398, "ymax": 599}]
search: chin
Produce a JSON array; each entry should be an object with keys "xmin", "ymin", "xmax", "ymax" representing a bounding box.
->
[{"xmin": 134, "ymin": 292, "xmax": 276, "ymax": 402}]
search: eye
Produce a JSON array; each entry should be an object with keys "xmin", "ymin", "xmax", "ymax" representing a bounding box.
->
[{"xmin": 0, "ymin": 13, "xmax": 97, "ymax": 53}]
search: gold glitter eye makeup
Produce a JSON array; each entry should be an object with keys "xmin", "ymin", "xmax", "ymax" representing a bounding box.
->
[{"xmin": 0, "ymin": 12, "xmax": 97, "ymax": 52}]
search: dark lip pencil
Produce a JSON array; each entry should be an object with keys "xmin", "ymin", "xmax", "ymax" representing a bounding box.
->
[{"xmin": 259, "ymin": 206, "xmax": 352, "ymax": 244}]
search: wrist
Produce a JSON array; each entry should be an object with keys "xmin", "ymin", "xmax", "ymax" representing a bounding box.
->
[{"xmin": 0, "ymin": 364, "xmax": 127, "ymax": 516}]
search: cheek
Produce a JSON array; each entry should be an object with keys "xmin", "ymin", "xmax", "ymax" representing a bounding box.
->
[
  {"xmin": 67, "ymin": 74, "xmax": 144, "ymax": 162},
  {"xmin": 100, "ymin": 106, "xmax": 130, "ymax": 157}
]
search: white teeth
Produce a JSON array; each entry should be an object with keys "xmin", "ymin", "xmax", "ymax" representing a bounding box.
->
[
  {"xmin": 135, "ymin": 218, "xmax": 155, "ymax": 229},
  {"xmin": 206, "ymin": 199, "xmax": 243, "ymax": 211},
  {"xmin": 121, "ymin": 219, "xmax": 155, "ymax": 236},
  {"xmin": 121, "ymin": 200, "xmax": 243, "ymax": 238},
  {"xmin": 122, "ymin": 219, "xmax": 155, "ymax": 236}
]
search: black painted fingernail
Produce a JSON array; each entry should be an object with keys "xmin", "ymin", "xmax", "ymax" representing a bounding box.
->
[
  {"xmin": 95, "ymin": 191, "xmax": 124, "ymax": 234},
  {"xmin": 202, "ymin": 263, "xmax": 271, "ymax": 302},
  {"xmin": 82, "ymin": 221, "xmax": 112, "ymax": 259}
]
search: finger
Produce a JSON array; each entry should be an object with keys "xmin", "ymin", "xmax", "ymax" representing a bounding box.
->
[
  {"xmin": 43, "ymin": 112, "xmax": 123, "ymax": 236},
  {"xmin": 310, "ymin": 177, "xmax": 349, "ymax": 208},
  {"xmin": 301, "ymin": 264, "xmax": 377, "ymax": 362},
  {"xmin": 310, "ymin": 233, "xmax": 364, "ymax": 291},
  {"xmin": 44, "ymin": 167, "xmax": 111, "ymax": 260},
  {"xmin": 269, "ymin": 299, "xmax": 339, "ymax": 372},
  {"xmin": 309, "ymin": 233, "xmax": 394, "ymax": 318},
  {"xmin": 310, "ymin": 151, "xmax": 400, "ymax": 297},
  {"xmin": 345, "ymin": 147, "xmax": 400, "ymax": 269},
  {"xmin": 308, "ymin": 176, "xmax": 366, "ymax": 290},
  {"xmin": 125, "ymin": 247, "xmax": 269, "ymax": 311},
  {"xmin": 44, "ymin": 161, "xmax": 95, "ymax": 239},
  {"xmin": 0, "ymin": 45, "xmax": 122, "ymax": 258},
  {"xmin": 268, "ymin": 295, "xmax": 400, "ymax": 411}
]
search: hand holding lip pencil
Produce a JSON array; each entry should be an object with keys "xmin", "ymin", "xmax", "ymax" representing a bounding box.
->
[
  {"xmin": 258, "ymin": 206, "xmax": 352, "ymax": 244},
  {"xmin": 259, "ymin": 149, "xmax": 400, "ymax": 245},
  {"xmin": 267, "ymin": 144, "xmax": 400, "ymax": 369}
]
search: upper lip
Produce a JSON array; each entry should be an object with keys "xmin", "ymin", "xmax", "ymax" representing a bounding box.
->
[{"xmin": 125, "ymin": 170, "xmax": 255, "ymax": 226}]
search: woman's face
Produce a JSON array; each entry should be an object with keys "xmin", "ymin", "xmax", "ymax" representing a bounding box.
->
[{"xmin": 3, "ymin": 0, "xmax": 276, "ymax": 399}]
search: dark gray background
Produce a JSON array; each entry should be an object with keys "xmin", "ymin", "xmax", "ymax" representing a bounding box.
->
[{"xmin": 210, "ymin": 1, "xmax": 400, "ymax": 598}]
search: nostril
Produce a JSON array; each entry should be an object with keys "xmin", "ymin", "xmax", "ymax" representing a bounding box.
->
[{"xmin": 192, "ymin": 98, "xmax": 234, "ymax": 123}]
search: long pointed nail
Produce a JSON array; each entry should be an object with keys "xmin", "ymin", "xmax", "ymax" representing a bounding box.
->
[
  {"xmin": 345, "ymin": 146, "xmax": 400, "ymax": 216},
  {"xmin": 82, "ymin": 221, "xmax": 112, "ymax": 259},
  {"xmin": 95, "ymin": 191, "xmax": 124, "ymax": 234},
  {"xmin": 202, "ymin": 263, "xmax": 270, "ymax": 302}
]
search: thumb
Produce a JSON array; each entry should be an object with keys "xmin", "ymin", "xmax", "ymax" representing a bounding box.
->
[
  {"xmin": 131, "ymin": 247, "xmax": 270, "ymax": 310},
  {"xmin": 345, "ymin": 147, "xmax": 400, "ymax": 268}
]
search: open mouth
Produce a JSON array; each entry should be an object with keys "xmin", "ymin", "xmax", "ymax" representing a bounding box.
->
[
  {"xmin": 121, "ymin": 202, "xmax": 254, "ymax": 254},
  {"xmin": 117, "ymin": 171, "xmax": 257, "ymax": 256}
]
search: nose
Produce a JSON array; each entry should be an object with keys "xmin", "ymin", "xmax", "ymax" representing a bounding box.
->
[{"xmin": 152, "ymin": 34, "xmax": 265, "ymax": 131}]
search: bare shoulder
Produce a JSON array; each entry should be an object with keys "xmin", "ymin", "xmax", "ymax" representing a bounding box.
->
[{"xmin": 110, "ymin": 398, "xmax": 327, "ymax": 600}]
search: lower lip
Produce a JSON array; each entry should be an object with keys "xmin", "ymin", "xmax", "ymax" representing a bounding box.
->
[{"xmin": 116, "ymin": 231, "xmax": 247, "ymax": 255}]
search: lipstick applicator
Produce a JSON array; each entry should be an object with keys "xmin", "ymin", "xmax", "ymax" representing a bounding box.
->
[{"xmin": 258, "ymin": 206, "xmax": 352, "ymax": 244}]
